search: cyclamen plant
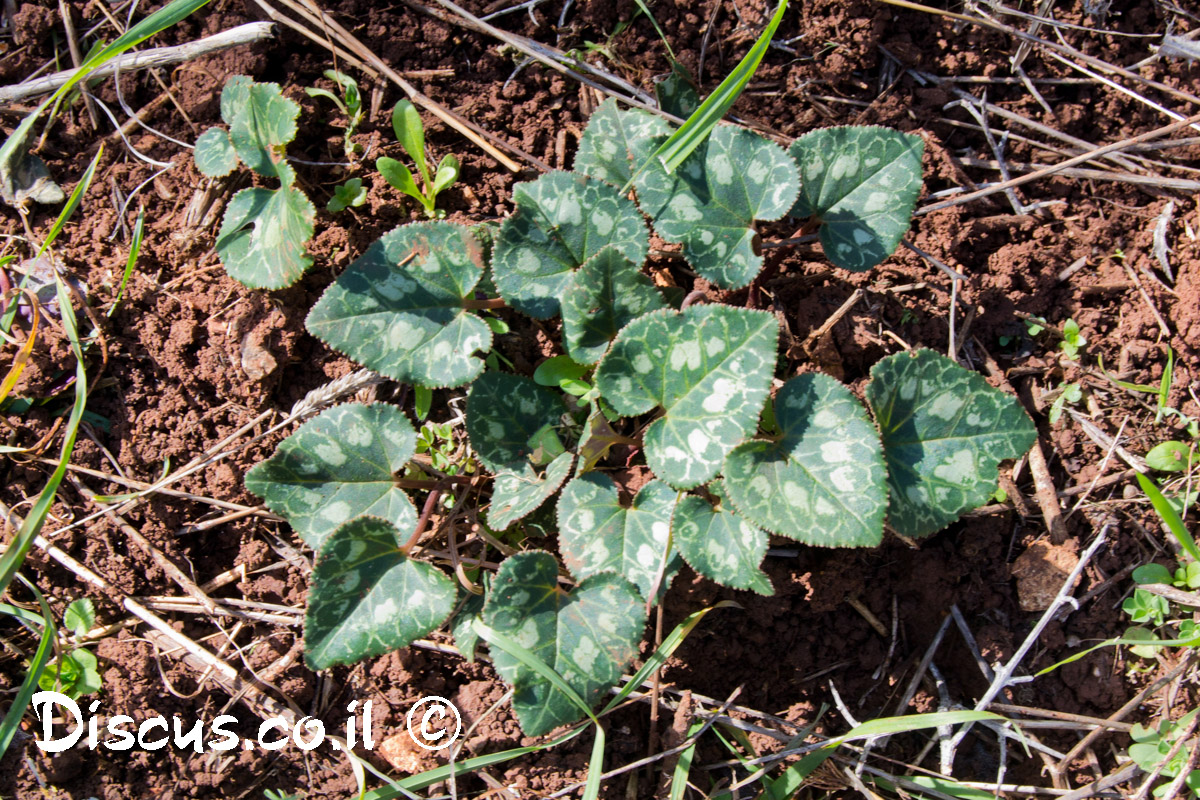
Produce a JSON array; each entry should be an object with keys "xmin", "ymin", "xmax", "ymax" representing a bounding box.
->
[{"xmin": 223, "ymin": 80, "xmax": 1037, "ymax": 736}]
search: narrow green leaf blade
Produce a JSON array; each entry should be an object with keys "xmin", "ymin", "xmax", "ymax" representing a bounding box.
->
[
  {"xmin": 193, "ymin": 127, "xmax": 238, "ymax": 177},
  {"xmin": 245, "ymin": 403, "xmax": 418, "ymax": 548},
  {"xmin": 867, "ymin": 349, "xmax": 1037, "ymax": 538},
  {"xmin": 557, "ymin": 473, "xmax": 682, "ymax": 601},
  {"xmin": 392, "ymin": 100, "xmax": 429, "ymax": 184},
  {"xmin": 492, "ymin": 172, "xmax": 649, "ymax": 319},
  {"xmin": 789, "ymin": 126, "xmax": 924, "ymax": 272},
  {"xmin": 673, "ymin": 494, "xmax": 772, "ymax": 593},
  {"xmin": 216, "ymin": 184, "xmax": 315, "ymax": 289},
  {"xmin": 466, "ymin": 372, "xmax": 565, "ymax": 473},
  {"xmin": 595, "ymin": 306, "xmax": 778, "ymax": 488},
  {"xmin": 306, "ymin": 222, "xmax": 491, "ymax": 388},
  {"xmin": 724, "ymin": 373, "xmax": 888, "ymax": 547},
  {"xmin": 562, "ymin": 246, "xmax": 667, "ymax": 364},
  {"xmin": 305, "ymin": 516, "xmax": 456, "ymax": 670}
]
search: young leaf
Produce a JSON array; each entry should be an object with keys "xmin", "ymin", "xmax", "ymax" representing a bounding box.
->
[
  {"xmin": 245, "ymin": 403, "xmax": 418, "ymax": 548},
  {"xmin": 724, "ymin": 373, "xmax": 888, "ymax": 547},
  {"xmin": 306, "ymin": 222, "xmax": 492, "ymax": 389},
  {"xmin": 377, "ymin": 156, "xmax": 426, "ymax": 206},
  {"xmin": 216, "ymin": 183, "xmax": 315, "ymax": 289},
  {"xmin": 1146, "ymin": 440, "xmax": 1194, "ymax": 472},
  {"xmin": 193, "ymin": 127, "xmax": 239, "ymax": 178},
  {"xmin": 492, "ymin": 171, "xmax": 649, "ymax": 319},
  {"xmin": 220, "ymin": 76, "xmax": 300, "ymax": 180},
  {"xmin": 63, "ymin": 598, "xmax": 95, "ymax": 637},
  {"xmin": 557, "ymin": 473, "xmax": 682, "ymax": 602},
  {"xmin": 595, "ymin": 306, "xmax": 778, "ymax": 489},
  {"xmin": 635, "ymin": 125, "xmax": 799, "ymax": 288},
  {"xmin": 562, "ymin": 246, "xmax": 667, "ymax": 364},
  {"xmin": 573, "ymin": 99, "xmax": 672, "ymax": 189},
  {"xmin": 533, "ymin": 355, "xmax": 589, "ymax": 389},
  {"xmin": 466, "ymin": 372, "xmax": 566, "ymax": 473},
  {"xmin": 326, "ymin": 178, "xmax": 368, "ymax": 213},
  {"xmin": 432, "ymin": 154, "xmax": 460, "ymax": 196},
  {"xmin": 451, "ymin": 586, "xmax": 488, "ymax": 663},
  {"xmin": 392, "ymin": 100, "xmax": 430, "ymax": 184},
  {"xmin": 866, "ymin": 349, "xmax": 1037, "ymax": 538},
  {"xmin": 788, "ymin": 126, "xmax": 924, "ymax": 272},
  {"xmin": 673, "ymin": 493, "xmax": 772, "ymax": 594},
  {"xmin": 305, "ymin": 516, "xmax": 455, "ymax": 670},
  {"xmin": 482, "ymin": 551, "xmax": 643, "ymax": 736},
  {"xmin": 489, "ymin": 452, "xmax": 575, "ymax": 531}
]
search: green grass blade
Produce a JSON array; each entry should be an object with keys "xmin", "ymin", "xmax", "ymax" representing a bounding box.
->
[
  {"xmin": 627, "ymin": 0, "xmax": 787, "ymax": 189},
  {"xmin": 1137, "ymin": 471, "xmax": 1200, "ymax": 563},
  {"xmin": 473, "ymin": 620, "xmax": 599, "ymax": 723},
  {"xmin": 0, "ymin": 577, "xmax": 56, "ymax": 758},
  {"xmin": 583, "ymin": 723, "xmax": 606, "ymax": 800},
  {"xmin": 109, "ymin": 207, "xmax": 144, "ymax": 316},
  {"xmin": 603, "ymin": 602, "xmax": 732, "ymax": 713},
  {"xmin": 822, "ymin": 711, "xmax": 1004, "ymax": 747},
  {"xmin": 1036, "ymin": 629, "xmax": 1200, "ymax": 676},
  {"xmin": 631, "ymin": 0, "xmax": 677, "ymax": 63},
  {"xmin": 670, "ymin": 721, "xmax": 705, "ymax": 800},
  {"xmin": 760, "ymin": 750, "xmax": 833, "ymax": 800}
]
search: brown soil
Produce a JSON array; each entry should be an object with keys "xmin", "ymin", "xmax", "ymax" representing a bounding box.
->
[{"xmin": 1, "ymin": 0, "xmax": 1198, "ymax": 797}]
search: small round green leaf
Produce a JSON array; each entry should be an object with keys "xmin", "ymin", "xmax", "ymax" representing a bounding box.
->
[
  {"xmin": 673, "ymin": 494, "xmax": 772, "ymax": 594},
  {"xmin": 305, "ymin": 516, "xmax": 456, "ymax": 670},
  {"xmin": 193, "ymin": 127, "xmax": 238, "ymax": 178},
  {"xmin": 573, "ymin": 98, "xmax": 672, "ymax": 188},
  {"xmin": 724, "ymin": 373, "xmax": 888, "ymax": 547},
  {"xmin": 216, "ymin": 184, "xmax": 315, "ymax": 289},
  {"xmin": 595, "ymin": 305, "xmax": 778, "ymax": 489},
  {"xmin": 482, "ymin": 551, "xmax": 644, "ymax": 737},
  {"xmin": 492, "ymin": 171, "xmax": 649, "ymax": 319},
  {"xmin": 562, "ymin": 246, "xmax": 667, "ymax": 365},
  {"xmin": 306, "ymin": 222, "xmax": 492, "ymax": 389},
  {"xmin": 634, "ymin": 125, "xmax": 798, "ymax": 289},
  {"xmin": 866, "ymin": 349, "xmax": 1037, "ymax": 538},
  {"xmin": 1146, "ymin": 440, "xmax": 1194, "ymax": 472},
  {"xmin": 245, "ymin": 403, "xmax": 418, "ymax": 548},
  {"xmin": 788, "ymin": 126, "xmax": 924, "ymax": 272},
  {"xmin": 488, "ymin": 452, "xmax": 575, "ymax": 531},
  {"xmin": 466, "ymin": 373, "xmax": 565, "ymax": 473},
  {"xmin": 557, "ymin": 473, "xmax": 682, "ymax": 602}
]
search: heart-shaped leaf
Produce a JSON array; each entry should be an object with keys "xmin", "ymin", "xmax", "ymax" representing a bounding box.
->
[
  {"xmin": 634, "ymin": 125, "xmax": 799, "ymax": 289},
  {"xmin": 488, "ymin": 452, "xmax": 575, "ymax": 530},
  {"xmin": 561, "ymin": 246, "xmax": 666, "ymax": 365},
  {"xmin": 595, "ymin": 306, "xmax": 778, "ymax": 488},
  {"xmin": 724, "ymin": 373, "xmax": 888, "ymax": 547},
  {"xmin": 216, "ymin": 184, "xmax": 315, "ymax": 289},
  {"xmin": 789, "ymin": 126, "xmax": 924, "ymax": 272},
  {"xmin": 220, "ymin": 76, "xmax": 299, "ymax": 180},
  {"xmin": 557, "ymin": 473, "xmax": 682, "ymax": 602},
  {"xmin": 866, "ymin": 349, "xmax": 1037, "ymax": 538},
  {"xmin": 482, "ymin": 551, "xmax": 644, "ymax": 736},
  {"xmin": 305, "ymin": 516, "xmax": 455, "ymax": 670},
  {"xmin": 573, "ymin": 99, "xmax": 672, "ymax": 188},
  {"xmin": 491, "ymin": 171, "xmax": 649, "ymax": 319},
  {"xmin": 245, "ymin": 403, "xmax": 418, "ymax": 548},
  {"xmin": 673, "ymin": 494, "xmax": 772, "ymax": 594},
  {"xmin": 466, "ymin": 373, "xmax": 566, "ymax": 473},
  {"xmin": 194, "ymin": 127, "xmax": 238, "ymax": 178},
  {"xmin": 306, "ymin": 222, "xmax": 492, "ymax": 389}
]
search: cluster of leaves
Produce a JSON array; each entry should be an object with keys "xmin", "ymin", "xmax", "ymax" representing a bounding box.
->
[
  {"xmin": 1129, "ymin": 710, "xmax": 1200, "ymax": 798},
  {"xmin": 38, "ymin": 599, "xmax": 102, "ymax": 699},
  {"xmin": 377, "ymin": 100, "xmax": 459, "ymax": 219},
  {"xmin": 242, "ymin": 89, "xmax": 1036, "ymax": 736}
]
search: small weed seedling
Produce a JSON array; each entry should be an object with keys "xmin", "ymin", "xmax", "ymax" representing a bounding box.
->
[
  {"xmin": 1059, "ymin": 317, "xmax": 1086, "ymax": 360},
  {"xmin": 305, "ymin": 69, "xmax": 363, "ymax": 158},
  {"xmin": 240, "ymin": 85, "xmax": 1038, "ymax": 740},
  {"xmin": 1129, "ymin": 710, "xmax": 1200, "ymax": 798},
  {"xmin": 377, "ymin": 100, "xmax": 460, "ymax": 218},
  {"xmin": 1048, "ymin": 381, "xmax": 1082, "ymax": 425},
  {"xmin": 326, "ymin": 178, "xmax": 368, "ymax": 213},
  {"xmin": 38, "ymin": 598, "xmax": 102, "ymax": 700}
]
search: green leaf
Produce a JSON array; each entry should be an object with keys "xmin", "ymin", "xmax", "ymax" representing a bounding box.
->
[
  {"xmin": 635, "ymin": 125, "xmax": 798, "ymax": 288},
  {"xmin": 377, "ymin": 156, "xmax": 426, "ymax": 206},
  {"xmin": 220, "ymin": 76, "xmax": 299, "ymax": 180},
  {"xmin": 216, "ymin": 184, "xmax": 315, "ymax": 289},
  {"xmin": 557, "ymin": 473, "xmax": 682, "ymax": 602},
  {"xmin": 63, "ymin": 598, "xmax": 95, "ymax": 637},
  {"xmin": 534, "ymin": 355, "xmax": 589, "ymax": 388},
  {"xmin": 326, "ymin": 178, "xmax": 368, "ymax": 213},
  {"xmin": 655, "ymin": 64, "xmax": 700, "ymax": 119},
  {"xmin": 574, "ymin": 99, "xmax": 672, "ymax": 189},
  {"xmin": 1137, "ymin": 472, "xmax": 1200, "ymax": 565},
  {"xmin": 392, "ymin": 100, "xmax": 429, "ymax": 184},
  {"xmin": 466, "ymin": 372, "xmax": 565, "ymax": 473},
  {"xmin": 432, "ymin": 153, "xmax": 460, "ymax": 196},
  {"xmin": 595, "ymin": 305, "xmax": 778, "ymax": 489},
  {"xmin": 673, "ymin": 494, "xmax": 772, "ymax": 594},
  {"xmin": 193, "ymin": 127, "xmax": 238, "ymax": 178},
  {"xmin": 481, "ymin": 551, "xmax": 643, "ymax": 736},
  {"xmin": 489, "ymin": 452, "xmax": 575, "ymax": 530},
  {"xmin": 1134, "ymin": 563, "xmax": 1174, "ymax": 585},
  {"xmin": 305, "ymin": 516, "xmax": 455, "ymax": 670},
  {"xmin": 451, "ymin": 586, "xmax": 487, "ymax": 663},
  {"xmin": 306, "ymin": 222, "xmax": 492, "ymax": 389},
  {"xmin": 788, "ymin": 126, "xmax": 924, "ymax": 272},
  {"xmin": 562, "ymin": 246, "xmax": 667, "ymax": 364},
  {"xmin": 866, "ymin": 349, "xmax": 1037, "ymax": 538},
  {"xmin": 1146, "ymin": 440, "xmax": 1195, "ymax": 472},
  {"xmin": 492, "ymin": 171, "xmax": 649, "ymax": 319},
  {"xmin": 724, "ymin": 373, "xmax": 888, "ymax": 547},
  {"xmin": 245, "ymin": 403, "xmax": 418, "ymax": 549}
]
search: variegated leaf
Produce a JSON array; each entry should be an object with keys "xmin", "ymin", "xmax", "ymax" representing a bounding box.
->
[
  {"xmin": 573, "ymin": 98, "xmax": 672, "ymax": 188},
  {"xmin": 216, "ymin": 184, "xmax": 315, "ymax": 290},
  {"xmin": 673, "ymin": 494, "xmax": 772, "ymax": 594},
  {"xmin": 488, "ymin": 451, "xmax": 575, "ymax": 530},
  {"xmin": 561, "ymin": 246, "xmax": 666, "ymax": 365}
]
